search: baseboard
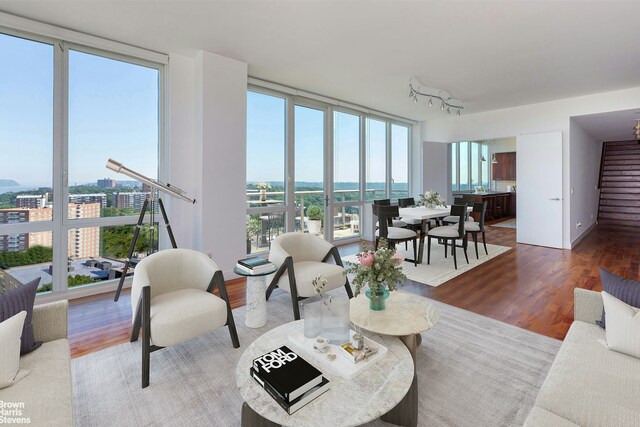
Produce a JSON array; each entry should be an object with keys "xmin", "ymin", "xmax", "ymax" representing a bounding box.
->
[{"xmin": 571, "ymin": 222, "xmax": 596, "ymax": 248}]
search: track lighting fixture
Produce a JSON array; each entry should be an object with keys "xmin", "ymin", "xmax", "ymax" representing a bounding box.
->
[{"xmin": 408, "ymin": 79, "xmax": 464, "ymax": 116}]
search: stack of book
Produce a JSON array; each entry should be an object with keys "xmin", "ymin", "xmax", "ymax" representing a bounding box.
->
[
  {"xmin": 236, "ymin": 257, "xmax": 276, "ymax": 275},
  {"xmin": 250, "ymin": 345, "xmax": 330, "ymax": 414}
]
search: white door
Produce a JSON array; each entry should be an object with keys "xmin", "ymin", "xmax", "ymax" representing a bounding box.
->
[{"xmin": 516, "ymin": 131, "xmax": 563, "ymax": 248}]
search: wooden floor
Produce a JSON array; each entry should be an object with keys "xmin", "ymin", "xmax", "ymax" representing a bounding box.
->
[{"xmin": 68, "ymin": 220, "xmax": 640, "ymax": 358}]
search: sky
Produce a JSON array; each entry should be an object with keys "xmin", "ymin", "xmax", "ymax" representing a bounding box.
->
[
  {"xmin": 0, "ymin": 33, "xmax": 158, "ymax": 187},
  {"xmin": 246, "ymin": 91, "xmax": 408, "ymax": 186},
  {"xmin": 0, "ymin": 31, "xmax": 407, "ymax": 191}
]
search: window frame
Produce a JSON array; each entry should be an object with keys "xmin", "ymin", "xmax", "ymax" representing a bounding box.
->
[
  {"xmin": 0, "ymin": 26, "xmax": 166, "ymax": 300},
  {"xmin": 246, "ymin": 85, "xmax": 413, "ymax": 250},
  {"xmin": 451, "ymin": 141, "xmax": 490, "ymax": 193}
]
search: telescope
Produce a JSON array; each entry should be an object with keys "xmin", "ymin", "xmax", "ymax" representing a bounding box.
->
[
  {"xmin": 105, "ymin": 159, "xmax": 195, "ymax": 301},
  {"xmin": 106, "ymin": 159, "xmax": 196, "ymax": 204}
]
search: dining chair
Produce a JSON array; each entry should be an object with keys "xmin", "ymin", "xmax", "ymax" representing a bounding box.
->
[
  {"xmin": 443, "ymin": 197, "xmax": 473, "ymax": 225},
  {"xmin": 427, "ymin": 204, "xmax": 469, "ymax": 270},
  {"xmin": 374, "ymin": 204, "xmax": 418, "ymax": 266},
  {"xmin": 397, "ymin": 197, "xmax": 422, "ymax": 240},
  {"xmin": 464, "ymin": 202, "xmax": 488, "ymax": 259},
  {"xmin": 374, "ymin": 199, "xmax": 406, "ymax": 228}
]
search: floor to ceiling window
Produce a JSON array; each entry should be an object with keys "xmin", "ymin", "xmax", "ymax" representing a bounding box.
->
[
  {"xmin": 246, "ymin": 86, "xmax": 412, "ymax": 252},
  {"xmin": 450, "ymin": 141, "xmax": 490, "ymax": 192},
  {"xmin": 0, "ymin": 30, "xmax": 164, "ymax": 296}
]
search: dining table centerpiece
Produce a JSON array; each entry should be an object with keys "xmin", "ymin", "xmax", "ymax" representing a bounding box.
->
[
  {"xmin": 255, "ymin": 182, "xmax": 271, "ymax": 201},
  {"xmin": 345, "ymin": 239, "xmax": 407, "ymax": 311},
  {"xmin": 416, "ymin": 189, "xmax": 447, "ymax": 209}
]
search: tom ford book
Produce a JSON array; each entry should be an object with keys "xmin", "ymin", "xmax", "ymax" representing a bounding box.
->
[
  {"xmin": 252, "ymin": 345, "xmax": 323, "ymax": 401},
  {"xmin": 250, "ymin": 367, "xmax": 330, "ymax": 415}
]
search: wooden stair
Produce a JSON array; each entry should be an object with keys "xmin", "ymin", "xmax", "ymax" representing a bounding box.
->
[{"xmin": 598, "ymin": 140, "xmax": 640, "ymax": 228}]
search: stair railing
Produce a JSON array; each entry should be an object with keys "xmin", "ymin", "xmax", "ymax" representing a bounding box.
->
[{"xmin": 597, "ymin": 141, "xmax": 607, "ymax": 189}]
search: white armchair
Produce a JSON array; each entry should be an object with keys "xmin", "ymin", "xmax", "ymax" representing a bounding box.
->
[
  {"xmin": 266, "ymin": 232, "xmax": 353, "ymax": 319},
  {"xmin": 130, "ymin": 248, "xmax": 239, "ymax": 388}
]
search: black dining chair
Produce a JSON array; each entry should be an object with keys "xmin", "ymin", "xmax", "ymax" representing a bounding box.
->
[
  {"xmin": 464, "ymin": 202, "xmax": 488, "ymax": 259},
  {"xmin": 374, "ymin": 205, "xmax": 418, "ymax": 267},
  {"xmin": 374, "ymin": 199, "xmax": 406, "ymax": 228},
  {"xmin": 443, "ymin": 197, "xmax": 472, "ymax": 225},
  {"xmin": 427, "ymin": 204, "xmax": 469, "ymax": 269}
]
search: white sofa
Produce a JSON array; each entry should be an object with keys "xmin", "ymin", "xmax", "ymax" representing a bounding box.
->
[
  {"xmin": 524, "ymin": 289, "xmax": 640, "ymax": 426},
  {"xmin": 0, "ymin": 300, "xmax": 73, "ymax": 426}
]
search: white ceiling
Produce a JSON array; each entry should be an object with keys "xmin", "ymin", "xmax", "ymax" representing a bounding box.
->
[
  {"xmin": 573, "ymin": 109, "xmax": 640, "ymax": 143},
  {"xmin": 2, "ymin": 1, "xmax": 640, "ymax": 121}
]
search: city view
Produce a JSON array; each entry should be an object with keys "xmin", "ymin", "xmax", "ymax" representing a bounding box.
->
[
  {"xmin": 0, "ymin": 180, "xmax": 157, "ymax": 293},
  {"xmin": 0, "ymin": 31, "xmax": 159, "ymax": 294}
]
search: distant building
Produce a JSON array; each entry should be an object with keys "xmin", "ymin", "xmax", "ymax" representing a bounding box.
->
[
  {"xmin": 115, "ymin": 192, "xmax": 149, "ymax": 211},
  {"xmin": 16, "ymin": 193, "xmax": 50, "ymax": 209},
  {"xmin": 0, "ymin": 208, "xmax": 53, "ymax": 252},
  {"xmin": 67, "ymin": 202, "xmax": 101, "ymax": 258},
  {"xmin": 68, "ymin": 193, "xmax": 107, "ymax": 209},
  {"xmin": 97, "ymin": 178, "xmax": 116, "ymax": 188}
]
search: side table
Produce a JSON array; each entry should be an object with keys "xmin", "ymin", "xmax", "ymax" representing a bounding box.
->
[
  {"xmin": 234, "ymin": 265, "xmax": 277, "ymax": 328},
  {"xmin": 350, "ymin": 291, "xmax": 439, "ymax": 427}
]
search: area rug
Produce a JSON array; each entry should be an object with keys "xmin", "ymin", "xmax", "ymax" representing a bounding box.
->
[
  {"xmin": 493, "ymin": 219, "xmax": 517, "ymax": 229},
  {"xmin": 343, "ymin": 242, "xmax": 511, "ymax": 287},
  {"xmin": 71, "ymin": 290, "xmax": 560, "ymax": 427}
]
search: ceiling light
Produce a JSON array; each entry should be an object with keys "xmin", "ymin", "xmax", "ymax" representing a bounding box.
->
[{"xmin": 409, "ymin": 80, "xmax": 464, "ymax": 116}]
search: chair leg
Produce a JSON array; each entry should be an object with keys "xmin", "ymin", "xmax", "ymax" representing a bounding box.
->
[
  {"xmin": 412, "ymin": 238, "xmax": 417, "ymax": 267},
  {"xmin": 463, "ymin": 236, "xmax": 469, "ymax": 264},
  {"xmin": 482, "ymin": 232, "xmax": 488, "ymax": 255},
  {"xmin": 427, "ymin": 237, "xmax": 431, "ymax": 265},
  {"xmin": 214, "ymin": 270, "xmax": 240, "ymax": 349},
  {"xmin": 452, "ymin": 239, "xmax": 457, "ymax": 270},
  {"xmin": 142, "ymin": 286, "xmax": 151, "ymax": 389},
  {"xmin": 375, "ymin": 238, "xmax": 379, "ymax": 250},
  {"xmin": 344, "ymin": 277, "xmax": 354, "ymax": 299},
  {"xmin": 444, "ymin": 240, "xmax": 448, "ymax": 258},
  {"xmin": 130, "ymin": 297, "xmax": 142, "ymax": 342},
  {"xmin": 472, "ymin": 232, "xmax": 479, "ymax": 259},
  {"xmin": 287, "ymin": 259, "xmax": 301, "ymax": 320}
]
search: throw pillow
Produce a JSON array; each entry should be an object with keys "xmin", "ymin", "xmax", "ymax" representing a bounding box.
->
[
  {"xmin": 0, "ymin": 311, "xmax": 30, "ymax": 389},
  {"xmin": 597, "ymin": 268, "xmax": 640, "ymax": 328},
  {"xmin": 602, "ymin": 291, "xmax": 640, "ymax": 359},
  {"xmin": 0, "ymin": 278, "xmax": 42, "ymax": 355}
]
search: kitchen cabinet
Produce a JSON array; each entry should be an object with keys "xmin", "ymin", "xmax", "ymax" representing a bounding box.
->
[
  {"xmin": 460, "ymin": 192, "xmax": 512, "ymax": 221},
  {"xmin": 509, "ymin": 193, "xmax": 517, "ymax": 216},
  {"xmin": 492, "ymin": 152, "xmax": 517, "ymax": 180}
]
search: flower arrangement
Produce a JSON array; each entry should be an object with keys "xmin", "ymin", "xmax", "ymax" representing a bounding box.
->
[
  {"xmin": 417, "ymin": 190, "xmax": 446, "ymax": 208},
  {"xmin": 344, "ymin": 238, "xmax": 407, "ymax": 297},
  {"xmin": 255, "ymin": 182, "xmax": 271, "ymax": 191}
]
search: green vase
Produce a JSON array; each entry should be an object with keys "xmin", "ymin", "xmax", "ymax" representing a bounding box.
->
[{"xmin": 366, "ymin": 288, "xmax": 390, "ymax": 311}]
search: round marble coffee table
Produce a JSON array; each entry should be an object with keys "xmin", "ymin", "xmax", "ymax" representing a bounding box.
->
[
  {"xmin": 350, "ymin": 291, "xmax": 439, "ymax": 427},
  {"xmin": 236, "ymin": 320, "xmax": 414, "ymax": 427}
]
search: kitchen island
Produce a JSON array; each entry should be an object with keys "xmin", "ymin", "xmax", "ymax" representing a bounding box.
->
[{"xmin": 457, "ymin": 192, "xmax": 516, "ymax": 221}]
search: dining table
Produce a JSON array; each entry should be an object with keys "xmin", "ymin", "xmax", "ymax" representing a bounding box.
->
[{"xmin": 398, "ymin": 205, "xmax": 471, "ymax": 264}]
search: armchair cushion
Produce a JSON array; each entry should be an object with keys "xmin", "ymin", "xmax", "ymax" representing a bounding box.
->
[
  {"xmin": 275, "ymin": 261, "xmax": 345, "ymax": 298},
  {"xmin": 269, "ymin": 233, "xmax": 333, "ymax": 266},
  {"xmin": 149, "ymin": 288, "xmax": 228, "ymax": 347}
]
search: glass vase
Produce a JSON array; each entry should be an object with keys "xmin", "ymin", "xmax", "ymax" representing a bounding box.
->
[
  {"xmin": 302, "ymin": 296, "xmax": 322, "ymax": 338},
  {"xmin": 320, "ymin": 295, "xmax": 350, "ymax": 344},
  {"xmin": 366, "ymin": 288, "xmax": 390, "ymax": 311}
]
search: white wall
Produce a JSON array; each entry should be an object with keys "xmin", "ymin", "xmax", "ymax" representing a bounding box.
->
[
  {"xmin": 165, "ymin": 53, "xmax": 198, "ymax": 250},
  {"xmin": 422, "ymin": 142, "xmax": 451, "ymax": 203},
  {"xmin": 421, "ymin": 85, "xmax": 640, "ymax": 248},
  {"xmin": 569, "ymin": 119, "xmax": 602, "ymax": 244},
  {"xmin": 167, "ymin": 50, "xmax": 248, "ymax": 278}
]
